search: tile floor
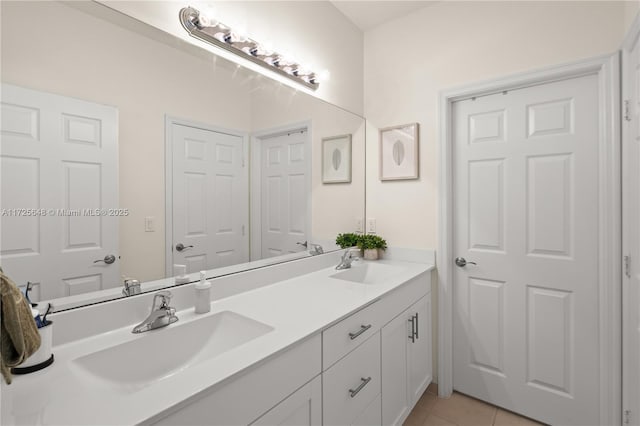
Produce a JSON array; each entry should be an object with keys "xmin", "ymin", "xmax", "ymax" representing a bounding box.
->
[{"xmin": 403, "ymin": 384, "xmax": 544, "ymax": 426}]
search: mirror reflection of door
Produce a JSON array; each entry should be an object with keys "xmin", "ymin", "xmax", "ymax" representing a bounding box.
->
[
  {"xmin": 0, "ymin": 84, "xmax": 119, "ymax": 301},
  {"xmin": 170, "ymin": 121, "xmax": 249, "ymax": 274},
  {"xmin": 259, "ymin": 129, "xmax": 310, "ymax": 259}
]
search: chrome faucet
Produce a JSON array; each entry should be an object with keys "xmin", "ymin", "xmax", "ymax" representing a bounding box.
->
[
  {"xmin": 297, "ymin": 241, "xmax": 324, "ymax": 256},
  {"xmin": 336, "ymin": 248, "xmax": 360, "ymax": 270},
  {"xmin": 132, "ymin": 291, "xmax": 179, "ymax": 334},
  {"xmin": 122, "ymin": 278, "xmax": 141, "ymax": 297},
  {"xmin": 309, "ymin": 243, "xmax": 324, "ymax": 256}
]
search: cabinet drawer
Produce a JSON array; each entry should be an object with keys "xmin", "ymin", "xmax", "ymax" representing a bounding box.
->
[
  {"xmin": 352, "ymin": 394, "xmax": 381, "ymax": 426},
  {"xmin": 323, "ymin": 301, "xmax": 380, "ymax": 369},
  {"xmin": 323, "ymin": 333, "xmax": 381, "ymax": 426}
]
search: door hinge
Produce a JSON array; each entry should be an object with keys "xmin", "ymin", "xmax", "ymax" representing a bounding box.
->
[
  {"xmin": 625, "ymin": 255, "xmax": 632, "ymax": 278},
  {"xmin": 624, "ymin": 409, "xmax": 631, "ymax": 425},
  {"xmin": 624, "ymin": 100, "xmax": 632, "ymax": 122}
]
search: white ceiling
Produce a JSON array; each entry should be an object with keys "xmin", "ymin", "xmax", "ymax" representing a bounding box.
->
[{"xmin": 330, "ymin": 1, "xmax": 436, "ymax": 31}]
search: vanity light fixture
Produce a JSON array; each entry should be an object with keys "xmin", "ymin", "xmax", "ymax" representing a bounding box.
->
[{"xmin": 179, "ymin": 6, "xmax": 319, "ymax": 91}]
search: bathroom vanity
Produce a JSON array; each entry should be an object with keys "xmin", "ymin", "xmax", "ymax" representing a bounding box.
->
[{"xmin": 1, "ymin": 253, "xmax": 433, "ymax": 426}]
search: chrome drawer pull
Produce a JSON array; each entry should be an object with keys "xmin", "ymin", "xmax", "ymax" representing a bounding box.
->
[
  {"xmin": 348, "ymin": 324, "xmax": 372, "ymax": 340},
  {"xmin": 408, "ymin": 317, "xmax": 415, "ymax": 343},
  {"xmin": 349, "ymin": 377, "xmax": 372, "ymax": 398},
  {"xmin": 414, "ymin": 313, "xmax": 419, "ymax": 339}
]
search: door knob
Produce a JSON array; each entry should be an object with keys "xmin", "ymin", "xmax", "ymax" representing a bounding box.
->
[
  {"xmin": 94, "ymin": 254, "xmax": 116, "ymax": 264},
  {"xmin": 455, "ymin": 257, "xmax": 477, "ymax": 267},
  {"xmin": 175, "ymin": 243, "xmax": 194, "ymax": 252}
]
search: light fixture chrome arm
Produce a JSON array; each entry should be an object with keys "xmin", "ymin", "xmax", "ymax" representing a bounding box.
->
[{"xmin": 179, "ymin": 7, "xmax": 319, "ymax": 91}]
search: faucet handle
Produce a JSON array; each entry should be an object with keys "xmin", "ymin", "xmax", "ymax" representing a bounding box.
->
[{"xmin": 153, "ymin": 291, "xmax": 173, "ymax": 309}]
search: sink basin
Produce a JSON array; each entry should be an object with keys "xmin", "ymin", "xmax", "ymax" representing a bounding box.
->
[
  {"xmin": 73, "ymin": 311, "xmax": 273, "ymax": 392},
  {"xmin": 329, "ymin": 262, "xmax": 403, "ymax": 285}
]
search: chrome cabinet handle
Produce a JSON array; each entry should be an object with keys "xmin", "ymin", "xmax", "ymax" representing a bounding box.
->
[
  {"xmin": 408, "ymin": 317, "xmax": 415, "ymax": 343},
  {"xmin": 414, "ymin": 313, "xmax": 419, "ymax": 339},
  {"xmin": 175, "ymin": 243, "xmax": 194, "ymax": 252},
  {"xmin": 455, "ymin": 257, "xmax": 477, "ymax": 267},
  {"xmin": 348, "ymin": 324, "xmax": 372, "ymax": 340},
  {"xmin": 349, "ymin": 377, "xmax": 371, "ymax": 398},
  {"xmin": 94, "ymin": 254, "xmax": 116, "ymax": 264}
]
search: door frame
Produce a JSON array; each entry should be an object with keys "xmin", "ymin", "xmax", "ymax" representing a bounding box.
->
[
  {"xmin": 437, "ymin": 53, "xmax": 621, "ymax": 425},
  {"xmin": 622, "ymin": 13, "xmax": 640, "ymax": 424},
  {"xmin": 164, "ymin": 115, "xmax": 249, "ymax": 277},
  {"xmin": 249, "ymin": 120, "xmax": 312, "ymax": 261}
]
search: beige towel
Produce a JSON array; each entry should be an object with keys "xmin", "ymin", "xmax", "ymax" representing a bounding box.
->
[{"xmin": 0, "ymin": 271, "xmax": 41, "ymax": 384}]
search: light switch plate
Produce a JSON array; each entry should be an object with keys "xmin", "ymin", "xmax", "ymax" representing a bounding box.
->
[
  {"xmin": 144, "ymin": 216, "xmax": 155, "ymax": 232},
  {"xmin": 355, "ymin": 218, "xmax": 363, "ymax": 233},
  {"xmin": 367, "ymin": 218, "xmax": 376, "ymax": 234}
]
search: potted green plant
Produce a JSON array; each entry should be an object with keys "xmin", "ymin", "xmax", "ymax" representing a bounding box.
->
[
  {"xmin": 335, "ymin": 232, "xmax": 361, "ymax": 249},
  {"xmin": 357, "ymin": 234, "xmax": 387, "ymax": 260}
]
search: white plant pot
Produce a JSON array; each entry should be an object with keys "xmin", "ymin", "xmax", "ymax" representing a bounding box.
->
[{"xmin": 363, "ymin": 249, "xmax": 379, "ymax": 260}]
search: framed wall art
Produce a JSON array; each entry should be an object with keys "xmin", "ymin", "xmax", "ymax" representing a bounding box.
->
[
  {"xmin": 322, "ymin": 134, "xmax": 352, "ymax": 183},
  {"xmin": 379, "ymin": 123, "xmax": 419, "ymax": 181}
]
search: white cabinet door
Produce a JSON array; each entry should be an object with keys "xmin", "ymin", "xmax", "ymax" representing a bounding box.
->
[
  {"xmin": 381, "ymin": 308, "xmax": 410, "ymax": 426},
  {"xmin": 407, "ymin": 295, "xmax": 432, "ymax": 405},
  {"xmin": 251, "ymin": 376, "xmax": 321, "ymax": 426},
  {"xmin": 382, "ymin": 295, "xmax": 432, "ymax": 426}
]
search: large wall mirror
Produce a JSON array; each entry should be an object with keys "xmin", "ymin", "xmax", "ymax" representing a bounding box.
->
[{"xmin": 0, "ymin": 1, "xmax": 365, "ymax": 311}]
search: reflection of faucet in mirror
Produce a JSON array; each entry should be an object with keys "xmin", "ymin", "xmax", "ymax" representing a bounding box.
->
[
  {"xmin": 336, "ymin": 248, "xmax": 360, "ymax": 270},
  {"xmin": 309, "ymin": 244, "xmax": 324, "ymax": 256},
  {"xmin": 132, "ymin": 291, "xmax": 178, "ymax": 334},
  {"xmin": 298, "ymin": 241, "xmax": 323, "ymax": 256},
  {"xmin": 122, "ymin": 278, "xmax": 141, "ymax": 297}
]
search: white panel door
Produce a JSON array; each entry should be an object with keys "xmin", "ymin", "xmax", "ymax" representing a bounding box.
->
[
  {"xmin": 623, "ymin": 36, "xmax": 640, "ymax": 426},
  {"xmin": 171, "ymin": 123, "xmax": 248, "ymax": 272},
  {"xmin": 452, "ymin": 75, "xmax": 600, "ymax": 425},
  {"xmin": 0, "ymin": 84, "xmax": 119, "ymax": 301},
  {"xmin": 260, "ymin": 130, "xmax": 309, "ymax": 258}
]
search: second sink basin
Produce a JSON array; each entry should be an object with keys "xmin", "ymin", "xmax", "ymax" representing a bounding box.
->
[
  {"xmin": 330, "ymin": 261, "xmax": 403, "ymax": 285},
  {"xmin": 72, "ymin": 311, "xmax": 273, "ymax": 392}
]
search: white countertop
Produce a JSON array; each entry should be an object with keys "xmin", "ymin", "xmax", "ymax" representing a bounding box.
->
[{"xmin": 1, "ymin": 259, "xmax": 433, "ymax": 426}]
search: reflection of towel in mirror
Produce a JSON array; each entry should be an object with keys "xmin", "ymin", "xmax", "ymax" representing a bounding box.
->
[{"xmin": 0, "ymin": 271, "xmax": 41, "ymax": 384}]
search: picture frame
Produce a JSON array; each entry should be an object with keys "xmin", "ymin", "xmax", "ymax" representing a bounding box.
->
[
  {"xmin": 322, "ymin": 134, "xmax": 352, "ymax": 183},
  {"xmin": 379, "ymin": 123, "xmax": 419, "ymax": 181}
]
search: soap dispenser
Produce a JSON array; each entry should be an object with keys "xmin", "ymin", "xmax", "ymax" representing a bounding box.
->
[{"xmin": 194, "ymin": 271, "xmax": 211, "ymax": 314}]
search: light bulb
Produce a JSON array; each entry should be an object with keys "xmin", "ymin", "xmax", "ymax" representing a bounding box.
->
[{"xmin": 318, "ymin": 70, "xmax": 331, "ymax": 82}]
